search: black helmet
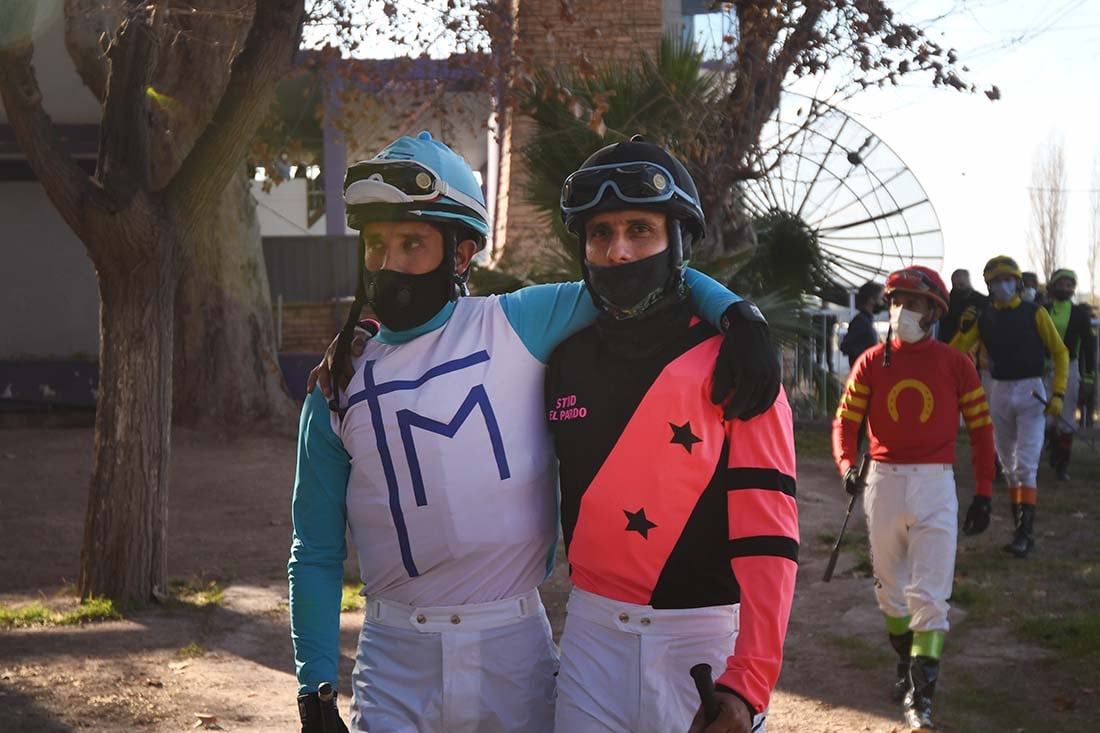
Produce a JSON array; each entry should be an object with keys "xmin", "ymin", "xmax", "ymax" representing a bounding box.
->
[{"xmin": 559, "ymin": 136, "xmax": 705, "ymax": 261}]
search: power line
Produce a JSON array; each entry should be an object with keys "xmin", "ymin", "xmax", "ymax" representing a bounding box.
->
[{"xmin": 1027, "ymin": 187, "xmax": 1100, "ymax": 193}]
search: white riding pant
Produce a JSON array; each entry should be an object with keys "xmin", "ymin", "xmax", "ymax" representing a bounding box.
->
[
  {"xmin": 1045, "ymin": 359, "xmax": 1080, "ymax": 435},
  {"xmin": 863, "ymin": 462, "xmax": 957, "ymax": 633},
  {"xmin": 349, "ymin": 588, "xmax": 557, "ymax": 733},
  {"xmin": 989, "ymin": 377, "xmax": 1046, "ymax": 487},
  {"xmin": 554, "ymin": 587, "xmax": 765, "ymax": 733}
]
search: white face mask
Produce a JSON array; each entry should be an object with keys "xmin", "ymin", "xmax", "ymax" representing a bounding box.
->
[
  {"xmin": 1021, "ymin": 287, "xmax": 1037, "ymax": 302},
  {"xmin": 990, "ymin": 280, "xmax": 1017, "ymax": 303},
  {"xmin": 890, "ymin": 304, "xmax": 928, "ymax": 343}
]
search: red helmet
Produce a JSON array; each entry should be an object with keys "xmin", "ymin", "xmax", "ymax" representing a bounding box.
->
[{"xmin": 885, "ymin": 266, "xmax": 949, "ymax": 313}]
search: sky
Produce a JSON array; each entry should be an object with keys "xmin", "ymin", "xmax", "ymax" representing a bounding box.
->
[{"xmin": 791, "ymin": 0, "xmax": 1100, "ymax": 296}]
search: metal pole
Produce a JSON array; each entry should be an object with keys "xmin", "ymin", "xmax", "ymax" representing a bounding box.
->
[{"xmin": 820, "ymin": 312, "xmax": 826, "ymax": 414}]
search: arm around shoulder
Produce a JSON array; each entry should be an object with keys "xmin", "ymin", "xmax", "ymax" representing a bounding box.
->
[
  {"xmin": 682, "ymin": 268, "xmax": 742, "ymax": 327},
  {"xmin": 499, "ymin": 282, "xmax": 596, "ymax": 363}
]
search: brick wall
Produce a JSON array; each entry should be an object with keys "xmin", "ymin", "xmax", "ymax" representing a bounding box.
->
[
  {"xmin": 493, "ymin": 0, "xmax": 666, "ymax": 273},
  {"xmin": 273, "ymin": 301, "xmax": 347, "ymax": 354}
]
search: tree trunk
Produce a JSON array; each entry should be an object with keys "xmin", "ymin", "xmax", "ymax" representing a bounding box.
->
[
  {"xmin": 80, "ymin": 230, "xmax": 176, "ymax": 604},
  {"xmin": 173, "ymin": 168, "xmax": 297, "ymax": 431}
]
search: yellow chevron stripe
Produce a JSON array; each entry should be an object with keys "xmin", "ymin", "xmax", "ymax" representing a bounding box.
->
[
  {"xmin": 966, "ymin": 415, "xmax": 992, "ymax": 429},
  {"xmin": 960, "ymin": 386, "xmax": 985, "ymax": 403},
  {"xmin": 847, "ymin": 381, "xmax": 871, "ymax": 395},
  {"xmin": 837, "ymin": 408, "xmax": 865, "ymax": 422},
  {"xmin": 843, "ymin": 395, "xmax": 868, "ymax": 409},
  {"xmin": 962, "ymin": 402, "xmax": 987, "ymax": 417}
]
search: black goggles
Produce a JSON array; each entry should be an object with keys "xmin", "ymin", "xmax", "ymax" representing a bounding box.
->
[
  {"xmin": 560, "ymin": 161, "xmax": 697, "ymax": 215},
  {"xmin": 343, "ymin": 160, "xmax": 488, "ymax": 220},
  {"xmin": 345, "ymin": 160, "xmax": 439, "ymax": 197}
]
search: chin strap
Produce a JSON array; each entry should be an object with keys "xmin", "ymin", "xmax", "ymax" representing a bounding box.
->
[
  {"xmin": 330, "ymin": 238, "xmax": 369, "ymax": 416},
  {"xmin": 443, "ymin": 228, "xmax": 469, "ymax": 298},
  {"xmin": 666, "ymin": 220, "xmax": 687, "ymax": 294}
]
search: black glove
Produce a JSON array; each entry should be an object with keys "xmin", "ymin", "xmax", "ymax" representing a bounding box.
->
[
  {"xmin": 710, "ymin": 300, "xmax": 782, "ymax": 421},
  {"xmin": 962, "ymin": 495, "xmax": 992, "ymax": 535},
  {"xmin": 843, "ymin": 466, "xmax": 863, "ymax": 496},
  {"xmin": 298, "ymin": 682, "xmax": 349, "ymax": 733}
]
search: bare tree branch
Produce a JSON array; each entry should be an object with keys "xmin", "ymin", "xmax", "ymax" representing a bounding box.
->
[
  {"xmin": 753, "ymin": 1, "xmax": 827, "ymax": 142},
  {"xmin": 0, "ymin": 0, "xmax": 104, "ymax": 246},
  {"xmin": 170, "ymin": 0, "xmax": 305, "ymax": 222},
  {"xmin": 64, "ymin": 0, "xmax": 124, "ymax": 102},
  {"xmin": 97, "ymin": 5, "xmax": 159, "ymax": 204},
  {"xmin": 1028, "ymin": 132, "xmax": 1067, "ymax": 281}
]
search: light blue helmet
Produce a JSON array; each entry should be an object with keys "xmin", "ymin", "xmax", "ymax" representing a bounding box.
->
[{"xmin": 343, "ymin": 131, "xmax": 489, "ymax": 248}]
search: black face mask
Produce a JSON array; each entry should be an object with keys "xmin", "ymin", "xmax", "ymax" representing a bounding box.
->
[
  {"xmin": 367, "ymin": 262, "xmax": 454, "ymax": 332},
  {"xmin": 1051, "ymin": 288, "xmax": 1073, "ymax": 302},
  {"xmin": 585, "ymin": 248, "xmax": 676, "ymax": 318}
]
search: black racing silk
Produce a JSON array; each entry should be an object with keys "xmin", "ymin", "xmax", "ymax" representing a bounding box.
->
[{"xmin": 979, "ymin": 300, "xmax": 1045, "ymax": 380}]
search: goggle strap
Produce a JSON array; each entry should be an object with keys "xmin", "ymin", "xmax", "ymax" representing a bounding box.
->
[
  {"xmin": 347, "ymin": 202, "xmax": 485, "ymax": 232},
  {"xmin": 435, "ymin": 181, "xmax": 490, "ymax": 221}
]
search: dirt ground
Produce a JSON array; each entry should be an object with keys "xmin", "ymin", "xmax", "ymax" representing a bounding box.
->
[{"xmin": 1, "ymin": 424, "xmax": 1096, "ymax": 732}]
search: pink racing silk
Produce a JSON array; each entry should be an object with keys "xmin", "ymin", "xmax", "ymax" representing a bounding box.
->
[
  {"xmin": 567, "ymin": 337, "xmax": 728, "ymax": 602},
  {"xmin": 551, "ymin": 328, "xmax": 799, "ymax": 715}
]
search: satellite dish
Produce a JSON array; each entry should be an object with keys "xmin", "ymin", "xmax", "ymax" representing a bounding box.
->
[{"xmin": 740, "ymin": 93, "xmax": 944, "ymax": 301}]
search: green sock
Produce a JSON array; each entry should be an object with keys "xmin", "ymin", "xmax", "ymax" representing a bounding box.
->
[
  {"xmin": 912, "ymin": 630, "xmax": 945, "ymax": 659},
  {"xmin": 885, "ymin": 614, "xmax": 912, "ymax": 636}
]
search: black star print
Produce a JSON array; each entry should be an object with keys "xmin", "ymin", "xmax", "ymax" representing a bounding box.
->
[
  {"xmin": 669, "ymin": 421, "xmax": 702, "ymax": 453},
  {"xmin": 624, "ymin": 508, "xmax": 658, "ymax": 539}
]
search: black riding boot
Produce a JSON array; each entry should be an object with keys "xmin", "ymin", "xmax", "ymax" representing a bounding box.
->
[
  {"xmin": 903, "ymin": 655, "xmax": 939, "ymax": 729},
  {"xmin": 1004, "ymin": 502, "xmax": 1021, "ymax": 555},
  {"xmin": 1005, "ymin": 504, "xmax": 1035, "ymax": 558},
  {"xmin": 889, "ymin": 631, "xmax": 913, "ymax": 702}
]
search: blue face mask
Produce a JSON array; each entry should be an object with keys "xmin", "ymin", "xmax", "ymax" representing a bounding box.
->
[{"xmin": 990, "ymin": 280, "xmax": 1017, "ymax": 303}]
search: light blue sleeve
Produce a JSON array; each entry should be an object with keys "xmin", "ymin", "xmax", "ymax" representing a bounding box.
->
[
  {"xmin": 288, "ymin": 389, "xmax": 351, "ymax": 694},
  {"xmin": 683, "ymin": 268, "xmax": 742, "ymax": 322},
  {"xmin": 499, "ymin": 271, "xmax": 743, "ymax": 363},
  {"xmin": 499, "ymin": 282, "xmax": 598, "ymax": 363}
]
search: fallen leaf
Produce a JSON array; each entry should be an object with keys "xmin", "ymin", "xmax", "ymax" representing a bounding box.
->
[
  {"xmin": 193, "ymin": 713, "xmax": 224, "ymax": 730},
  {"xmin": 168, "ymin": 661, "xmax": 190, "ymax": 672}
]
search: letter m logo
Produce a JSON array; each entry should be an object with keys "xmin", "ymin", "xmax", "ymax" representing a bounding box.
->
[{"xmin": 396, "ymin": 384, "xmax": 511, "ymax": 507}]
